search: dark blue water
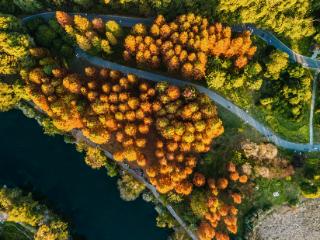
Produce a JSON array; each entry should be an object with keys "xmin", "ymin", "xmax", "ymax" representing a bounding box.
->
[{"xmin": 0, "ymin": 110, "xmax": 168, "ymax": 240}]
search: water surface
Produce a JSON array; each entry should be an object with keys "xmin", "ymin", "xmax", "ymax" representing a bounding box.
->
[{"xmin": 0, "ymin": 110, "xmax": 168, "ymax": 240}]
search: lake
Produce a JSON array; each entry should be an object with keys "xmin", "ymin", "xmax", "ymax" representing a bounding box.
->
[{"xmin": 0, "ymin": 110, "xmax": 169, "ymax": 240}]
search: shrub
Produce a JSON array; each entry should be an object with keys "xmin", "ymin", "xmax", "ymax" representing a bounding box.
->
[
  {"xmin": 84, "ymin": 147, "xmax": 107, "ymax": 169},
  {"xmin": 117, "ymin": 173, "xmax": 145, "ymax": 201}
]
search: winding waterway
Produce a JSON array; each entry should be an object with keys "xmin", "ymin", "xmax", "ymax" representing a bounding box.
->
[{"xmin": 0, "ymin": 110, "xmax": 169, "ymax": 240}]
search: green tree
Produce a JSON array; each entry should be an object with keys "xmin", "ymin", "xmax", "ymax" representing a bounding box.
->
[
  {"xmin": 311, "ymin": 0, "xmax": 320, "ymax": 12},
  {"xmin": 189, "ymin": 190, "xmax": 208, "ymax": 219},
  {"xmin": 206, "ymin": 69, "xmax": 227, "ymax": 89},
  {"xmin": 264, "ymin": 50, "xmax": 289, "ymax": 80},
  {"xmin": 35, "ymin": 220, "xmax": 69, "ymax": 240},
  {"xmin": 166, "ymin": 192, "xmax": 184, "ymax": 203},
  {"xmin": 218, "ymin": 0, "xmax": 315, "ymax": 41},
  {"xmin": 0, "ymin": 81, "xmax": 28, "ymax": 112},
  {"xmin": 0, "ymin": 188, "xmax": 43, "ymax": 226},
  {"xmin": 35, "ymin": 25, "xmax": 58, "ymax": 48},
  {"xmin": 73, "ymin": 0, "xmax": 92, "ymax": 7},
  {"xmin": 84, "ymin": 147, "xmax": 107, "ymax": 169},
  {"xmin": 13, "ymin": 0, "xmax": 43, "ymax": 13},
  {"xmin": 259, "ymin": 62, "xmax": 312, "ymax": 119},
  {"xmin": 45, "ymin": 0, "xmax": 68, "ymax": 7},
  {"xmin": 117, "ymin": 173, "xmax": 145, "ymax": 201},
  {"xmin": 169, "ymin": 228, "xmax": 191, "ymax": 240},
  {"xmin": 155, "ymin": 206, "xmax": 177, "ymax": 228},
  {"xmin": 0, "ymin": 1, "xmax": 16, "ymax": 13},
  {"xmin": 0, "ymin": 15, "xmax": 34, "ymax": 75},
  {"xmin": 0, "ymin": 14, "xmax": 23, "ymax": 32},
  {"xmin": 244, "ymin": 62, "xmax": 262, "ymax": 77},
  {"xmin": 105, "ymin": 159, "xmax": 118, "ymax": 177}
]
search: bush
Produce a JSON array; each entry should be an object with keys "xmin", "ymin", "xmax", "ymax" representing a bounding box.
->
[
  {"xmin": 117, "ymin": 173, "xmax": 145, "ymax": 201},
  {"xmin": 26, "ymin": 17, "xmax": 74, "ymax": 59},
  {"xmin": 84, "ymin": 147, "xmax": 107, "ymax": 169},
  {"xmin": 190, "ymin": 190, "xmax": 208, "ymax": 219}
]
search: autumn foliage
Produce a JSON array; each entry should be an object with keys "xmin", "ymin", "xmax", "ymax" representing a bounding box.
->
[
  {"xmin": 56, "ymin": 11, "xmax": 123, "ymax": 55},
  {"xmin": 196, "ymin": 162, "xmax": 248, "ymax": 240},
  {"xmin": 25, "ymin": 48, "xmax": 224, "ymax": 196},
  {"xmin": 124, "ymin": 13, "xmax": 256, "ymax": 80}
]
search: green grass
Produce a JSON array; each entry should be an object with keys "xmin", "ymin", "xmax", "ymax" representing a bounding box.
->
[
  {"xmin": 0, "ymin": 222, "xmax": 33, "ymax": 240},
  {"xmin": 252, "ymin": 178, "xmax": 300, "ymax": 208},
  {"xmin": 207, "ymin": 36, "xmax": 313, "ymax": 144},
  {"xmin": 211, "ymin": 106, "xmax": 265, "ymax": 160},
  {"xmin": 92, "ymin": 25, "xmax": 311, "ymax": 143},
  {"xmin": 235, "ymin": 178, "xmax": 300, "ymax": 239},
  {"xmin": 314, "ymin": 124, "xmax": 320, "ymax": 143},
  {"xmin": 207, "ymin": 108, "xmax": 303, "ymax": 238},
  {"xmin": 250, "ymin": 105, "xmax": 310, "ymax": 143},
  {"xmin": 172, "ymin": 105, "xmax": 303, "ymax": 239},
  {"xmin": 213, "ymin": 85, "xmax": 310, "ymax": 143}
]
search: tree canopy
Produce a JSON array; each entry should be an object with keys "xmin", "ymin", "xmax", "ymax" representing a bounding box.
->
[{"xmin": 218, "ymin": 0, "xmax": 315, "ymax": 41}]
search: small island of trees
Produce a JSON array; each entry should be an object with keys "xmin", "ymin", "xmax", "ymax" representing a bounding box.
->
[{"xmin": 0, "ymin": 186, "xmax": 70, "ymax": 240}]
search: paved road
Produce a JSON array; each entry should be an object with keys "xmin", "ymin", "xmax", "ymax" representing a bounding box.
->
[
  {"xmin": 22, "ymin": 12, "xmax": 153, "ymax": 27},
  {"xmin": 22, "ymin": 13, "xmax": 320, "ymax": 69},
  {"xmin": 20, "ymin": 12, "xmax": 320, "ymax": 240},
  {"xmin": 71, "ymin": 130, "xmax": 198, "ymax": 240},
  {"xmin": 310, "ymin": 48, "xmax": 320, "ymax": 144},
  {"xmin": 309, "ymin": 71, "xmax": 319, "ymax": 145},
  {"xmin": 22, "ymin": 13, "xmax": 320, "ymax": 152},
  {"xmin": 118, "ymin": 163, "xmax": 198, "ymax": 240},
  {"xmin": 21, "ymin": 101, "xmax": 198, "ymax": 239},
  {"xmin": 77, "ymin": 49, "xmax": 320, "ymax": 152},
  {"xmin": 232, "ymin": 24, "xmax": 320, "ymax": 69}
]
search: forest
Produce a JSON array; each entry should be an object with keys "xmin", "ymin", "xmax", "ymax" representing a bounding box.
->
[
  {"xmin": 0, "ymin": 186, "xmax": 69, "ymax": 240},
  {"xmin": 0, "ymin": 1, "xmax": 320, "ymax": 240}
]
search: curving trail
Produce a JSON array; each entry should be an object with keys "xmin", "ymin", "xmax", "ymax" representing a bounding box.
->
[
  {"xmin": 77, "ymin": 49, "xmax": 320, "ymax": 152},
  {"xmin": 22, "ymin": 13, "xmax": 320, "ymax": 152},
  {"xmin": 22, "ymin": 12, "xmax": 320, "ymax": 69},
  {"xmin": 232, "ymin": 24, "xmax": 320, "ymax": 69},
  {"xmin": 20, "ymin": 11, "xmax": 320, "ymax": 240}
]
